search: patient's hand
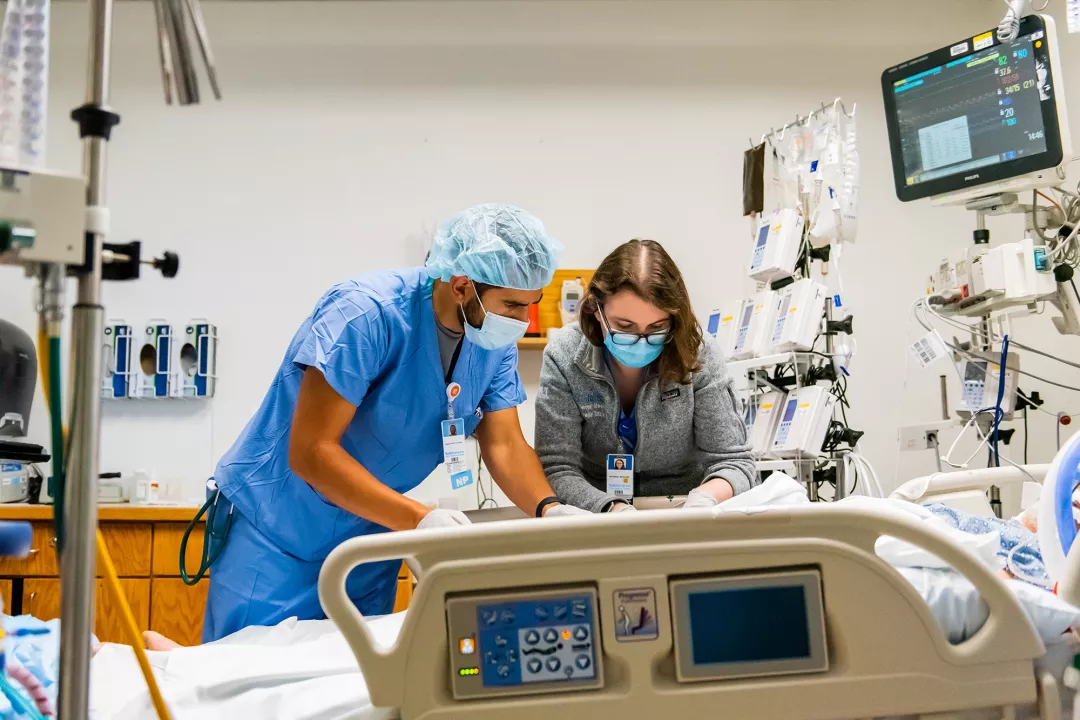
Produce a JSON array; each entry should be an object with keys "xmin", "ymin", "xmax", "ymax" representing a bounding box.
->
[{"xmin": 143, "ymin": 630, "xmax": 185, "ymax": 651}]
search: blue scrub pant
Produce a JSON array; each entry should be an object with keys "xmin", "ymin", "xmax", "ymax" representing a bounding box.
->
[{"xmin": 202, "ymin": 508, "xmax": 400, "ymax": 643}]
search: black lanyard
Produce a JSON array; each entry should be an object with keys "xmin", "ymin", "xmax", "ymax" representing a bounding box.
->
[{"xmin": 445, "ymin": 339, "xmax": 463, "ymax": 385}]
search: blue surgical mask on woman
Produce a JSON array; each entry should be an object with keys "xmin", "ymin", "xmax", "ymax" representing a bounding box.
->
[
  {"xmin": 599, "ymin": 307, "xmax": 668, "ymax": 368},
  {"xmin": 462, "ymin": 283, "xmax": 530, "ymax": 350},
  {"xmin": 603, "ymin": 334, "xmax": 664, "ymax": 368}
]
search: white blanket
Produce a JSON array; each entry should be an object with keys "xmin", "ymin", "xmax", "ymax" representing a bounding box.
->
[{"xmin": 90, "ymin": 614, "xmax": 406, "ymax": 720}]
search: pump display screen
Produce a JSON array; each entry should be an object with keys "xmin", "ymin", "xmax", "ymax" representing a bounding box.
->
[
  {"xmin": 781, "ymin": 398, "xmax": 798, "ymax": 423},
  {"xmin": 707, "ymin": 313, "xmax": 721, "ymax": 336},
  {"xmin": 882, "ymin": 15, "xmax": 1064, "ymax": 201}
]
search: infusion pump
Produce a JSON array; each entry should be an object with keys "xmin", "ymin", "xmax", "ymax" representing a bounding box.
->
[
  {"xmin": 769, "ymin": 279, "xmax": 827, "ymax": 353},
  {"xmin": 746, "ymin": 390, "xmax": 786, "ymax": 458},
  {"xmin": 956, "ymin": 352, "xmax": 1021, "ymax": 415},
  {"xmin": 770, "ymin": 386, "xmax": 836, "ymax": 458},
  {"xmin": 730, "ymin": 291, "xmax": 778, "ymax": 361},
  {"xmin": 748, "ymin": 209, "xmax": 803, "ymax": 283},
  {"xmin": 706, "ymin": 306, "xmax": 737, "ymax": 359}
]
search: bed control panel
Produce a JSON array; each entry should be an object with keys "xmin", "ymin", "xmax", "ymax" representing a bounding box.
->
[{"xmin": 446, "ymin": 586, "xmax": 603, "ymax": 699}]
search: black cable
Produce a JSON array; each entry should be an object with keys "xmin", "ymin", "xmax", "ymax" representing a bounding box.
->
[{"xmin": 1023, "ymin": 406, "xmax": 1029, "ymax": 464}]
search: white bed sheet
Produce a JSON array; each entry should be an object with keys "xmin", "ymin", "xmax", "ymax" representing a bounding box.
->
[{"xmin": 90, "ymin": 613, "xmax": 406, "ymax": 720}]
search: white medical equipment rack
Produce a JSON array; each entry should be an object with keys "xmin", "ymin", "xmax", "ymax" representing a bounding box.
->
[{"xmin": 724, "ymin": 98, "xmax": 860, "ymax": 501}]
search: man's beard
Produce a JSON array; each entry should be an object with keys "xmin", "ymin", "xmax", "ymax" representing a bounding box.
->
[{"xmin": 460, "ymin": 296, "xmax": 486, "ymax": 330}]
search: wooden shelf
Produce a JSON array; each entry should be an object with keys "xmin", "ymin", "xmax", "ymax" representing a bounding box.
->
[
  {"xmin": 517, "ymin": 337, "xmax": 548, "ymax": 350},
  {"xmin": 516, "ymin": 268, "xmax": 594, "ymax": 351}
]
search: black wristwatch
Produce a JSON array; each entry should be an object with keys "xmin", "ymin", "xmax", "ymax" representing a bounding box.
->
[{"xmin": 535, "ymin": 496, "xmax": 562, "ymax": 517}]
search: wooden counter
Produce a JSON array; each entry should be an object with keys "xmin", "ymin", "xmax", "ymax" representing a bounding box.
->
[
  {"xmin": 0, "ymin": 504, "xmax": 203, "ymax": 522},
  {"xmin": 0, "ymin": 503, "xmax": 414, "ymax": 645}
]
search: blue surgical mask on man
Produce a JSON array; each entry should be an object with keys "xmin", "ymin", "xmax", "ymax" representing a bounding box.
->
[
  {"xmin": 462, "ymin": 282, "xmax": 529, "ymax": 350},
  {"xmin": 603, "ymin": 333, "xmax": 664, "ymax": 368}
]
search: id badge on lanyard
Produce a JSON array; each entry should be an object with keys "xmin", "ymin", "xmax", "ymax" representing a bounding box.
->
[
  {"xmin": 606, "ymin": 453, "xmax": 634, "ymax": 501},
  {"xmin": 443, "ymin": 382, "xmax": 474, "ymax": 490}
]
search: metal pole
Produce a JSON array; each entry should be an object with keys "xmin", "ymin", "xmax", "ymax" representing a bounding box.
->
[
  {"xmin": 939, "ymin": 375, "xmax": 949, "ymax": 421},
  {"xmin": 834, "ymin": 453, "xmax": 847, "ymax": 500},
  {"xmin": 58, "ymin": 0, "xmax": 112, "ymax": 713}
]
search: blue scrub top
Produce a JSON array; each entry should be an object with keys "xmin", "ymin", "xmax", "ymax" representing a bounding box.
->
[{"xmin": 214, "ymin": 267, "xmax": 526, "ymax": 561}]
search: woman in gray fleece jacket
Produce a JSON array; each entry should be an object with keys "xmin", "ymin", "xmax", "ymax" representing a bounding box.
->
[{"xmin": 535, "ymin": 239, "xmax": 756, "ymax": 513}]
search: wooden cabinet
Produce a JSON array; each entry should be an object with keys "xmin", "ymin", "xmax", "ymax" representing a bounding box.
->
[
  {"xmin": 150, "ymin": 578, "xmax": 209, "ymax": 646},
  {"xmin": 150, "ymin": 522, "xmax": 208, "ymax": 644},
  {"xmin": 395, "ymin": 566, "xmax": 414, "ymax": 613},
  {"xmin": 0, "ymin": 506, "xmax": 416, "ymax": 648},
  {"xmin": 22, "ymin": 577, "xmax": 151, "ymax": 644},
  {"xmin": 153, "ymin": 522, "xmax": 205, "ymax": 577}
]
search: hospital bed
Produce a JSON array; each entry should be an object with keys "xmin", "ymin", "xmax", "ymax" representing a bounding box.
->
[{"xmin": 319, "ymin": 502, "xmax": 1065, "ymax": 720}]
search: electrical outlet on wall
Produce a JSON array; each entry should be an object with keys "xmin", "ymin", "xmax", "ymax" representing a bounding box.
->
[{"xmin": 897, "ymin": 420, "xmax": 961, "ymax": 452}]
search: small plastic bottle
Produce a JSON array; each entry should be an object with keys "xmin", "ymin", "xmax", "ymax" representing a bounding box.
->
[{"xmin": 133, "ymin": 470, "xmax": 150, "ymax": 505}]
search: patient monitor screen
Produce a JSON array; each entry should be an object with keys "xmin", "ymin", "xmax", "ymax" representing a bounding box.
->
[{"xmin": 882, "ymin": 15, "xmax": 1064, "ymax": 201}]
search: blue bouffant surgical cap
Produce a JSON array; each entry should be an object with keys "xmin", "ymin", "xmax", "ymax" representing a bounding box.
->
[{"xmin": 425, "ymin": 204, "xmax": 563, "ymax": 291}]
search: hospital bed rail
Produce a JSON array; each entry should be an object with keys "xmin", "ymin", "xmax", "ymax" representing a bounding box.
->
[
  {"xmin": 891, "ymin": 464, "xmax": 1049, "ymax": 516},
  {"xmin": 318, "ymin": 505, "xmax": 1058, "ymax": 720}
]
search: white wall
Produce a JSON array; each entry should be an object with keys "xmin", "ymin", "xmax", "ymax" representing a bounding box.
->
[{"xmin": 3, "ymin": 0, "xmax": 1079, "ymax": 505}]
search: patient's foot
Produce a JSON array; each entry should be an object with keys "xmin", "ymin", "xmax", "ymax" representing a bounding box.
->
[{"xmin": 143, "ymin": 630, "xmax": 184, "ymax": 651}]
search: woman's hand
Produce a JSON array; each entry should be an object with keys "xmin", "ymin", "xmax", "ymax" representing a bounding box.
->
[
  {"xmin": 608, "ymin": 502, "xmax": 637, "ymax": 513},
  {"xmin": 684, "ymin": 478, "xmax": 735, "ymax": 509}
]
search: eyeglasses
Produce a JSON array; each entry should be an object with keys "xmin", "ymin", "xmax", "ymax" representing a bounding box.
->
[{"xmin": 598, "ymin": 307, "xmax": 671, "ymax": 347}]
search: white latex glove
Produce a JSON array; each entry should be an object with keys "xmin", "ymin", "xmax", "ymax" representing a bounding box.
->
[
  {"xmin": 417, "ymin": 508, "xmax": 471, "ymax": 530},
  {"xmin": 544, "ymin": 504, "xmax": 592, "ymax": 517},
  {"xmin": 683, "ymin": 487, "xmax": 719, "ymax": 509},
  {"xmin": 609, "ymin": 502, "xmax": 637, "ymax": 513}
]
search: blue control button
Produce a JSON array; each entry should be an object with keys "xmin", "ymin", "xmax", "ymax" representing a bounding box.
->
[
  {"xmin": 507, "ymin": 649, "xmax": 517, "ymax": 664},
  {"xmin": 546, "ymin": 657, "xmax": 561, "ymax": 672},
  {"xmin": 534, "ymin": 607, "xmax": 549, "ymax": 621},
  {"xmin": 524, "ymin": 630, "xmax": 540, "ymax": 645},
  {"xmin": 485, "ymin": 651, "xmax": 497, "ymax": 666},
  {"xmin": 494, "ymin": 634, "xmax": 508, "ymax": 647},
  {"xmin": 571, "ymin": 602, "xmax": 587, "ymax": 618},
  {"xmin": 482, "ymin": 610, "xmax": 498, "ymax": 626},
  {"xmin": 497, "ymin": 664, "xmax": 510, "ymax": 678},
  {"xmin": 553, "ymin": 605, "xmax": 568, "ymax": 620},
  {"xmin": 501, "ymin": 610, "xmax": 515, "ymax": 625},
  {"xmin": 573, "ymin": 626, "xmax": 588, "ymax": 641},
  {"xmin": 527, "ymin": 659, "xmax": 542, "ymax": 674},
  {"xmin": 575, "ymin": 654, "xmax": 591, "ymax": 670},
  {"xmin": 543, "ymin": 628, "xmax": 559, "ymax": 644}
]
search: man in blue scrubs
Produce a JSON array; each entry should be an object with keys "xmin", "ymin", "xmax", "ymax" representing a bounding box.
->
[{"xmin": 203, "ymin": 204, "xmax": 587, "ymax": 642}]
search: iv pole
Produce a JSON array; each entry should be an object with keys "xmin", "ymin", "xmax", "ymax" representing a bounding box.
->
[
  {"xmin": 50, "ymin": 0, "xmax": 217, "ymax": 708},
  {"xmin": 58, "ymin": 0, "xmax": 112, "ymax": 712}
]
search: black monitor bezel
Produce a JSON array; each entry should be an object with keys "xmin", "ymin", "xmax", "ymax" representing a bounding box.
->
[{"xmin": 881, "ymin": 14, "xmax": 1063, "ymax": 202}]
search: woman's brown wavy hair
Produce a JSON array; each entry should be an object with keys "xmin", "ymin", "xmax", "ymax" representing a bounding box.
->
[{"xmin": 579, "ymin": 239, "xmax": 702, "ymax": 386}]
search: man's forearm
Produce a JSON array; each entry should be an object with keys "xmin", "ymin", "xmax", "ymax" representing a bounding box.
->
[
  {"xmin": 486, "ymin": 440, "xmax": 558, "ymax": 516},
  {"xmin": 293, "ymin": 441, "xmax": 429, "ymax": 531}
]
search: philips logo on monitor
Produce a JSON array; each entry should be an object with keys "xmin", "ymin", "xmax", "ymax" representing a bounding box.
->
[{"xmin": 964, "ymin": 174, "xmax": 980, "ymax": 181}]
